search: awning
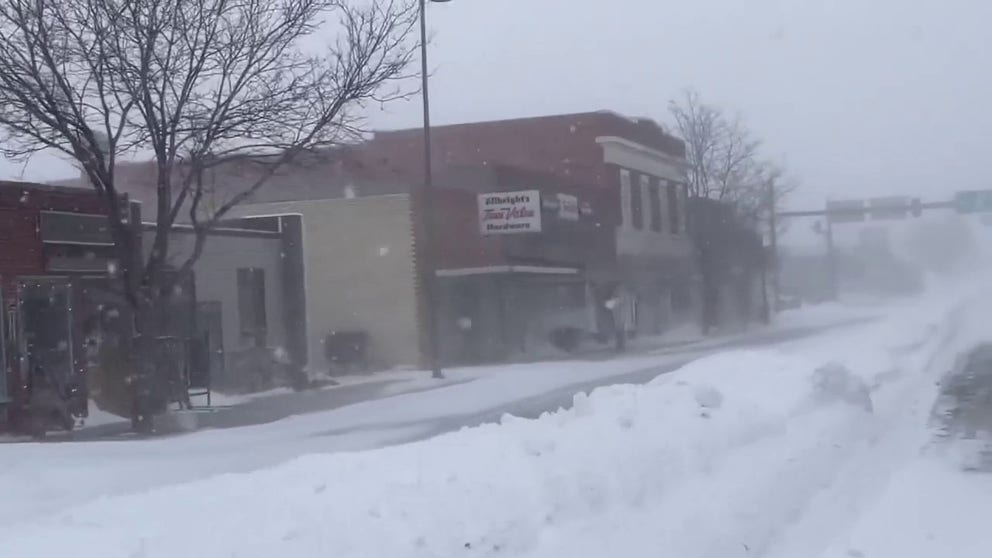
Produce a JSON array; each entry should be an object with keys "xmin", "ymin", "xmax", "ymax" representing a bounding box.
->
[{"xmin": 435, "ymin": 265, "xmax": 580, "ymax": 277}]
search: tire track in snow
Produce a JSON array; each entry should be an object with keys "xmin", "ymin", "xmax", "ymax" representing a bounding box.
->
[{"xmin": 760, "ymin": 298, "xmax": 973, "ymax": 558}]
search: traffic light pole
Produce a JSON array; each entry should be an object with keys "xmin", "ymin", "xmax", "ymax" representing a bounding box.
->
[
  {"xmin": 776, "ymin": 196, "xmax": 955, "ymax": 302},
  {"xmin": 825, "ymin": 217, "xmax": 838, "ymax": 300}
]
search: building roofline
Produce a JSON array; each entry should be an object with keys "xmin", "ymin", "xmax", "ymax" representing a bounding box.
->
[
  {"xmin": 373, "ymin": 110, "xmax": 665, "ymax": 137},
  {"xmin": 141, "ymin": 221, "xmax": 281, "ymax": 239},
  {"xmin": 0, "ymin": 179, "xmax": 106, "ymax": 198}
]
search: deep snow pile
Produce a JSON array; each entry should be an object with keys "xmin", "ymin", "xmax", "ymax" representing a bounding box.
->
[{"xmin": 0, "ymin": 357, "xmax": 916, "ymax": 556}]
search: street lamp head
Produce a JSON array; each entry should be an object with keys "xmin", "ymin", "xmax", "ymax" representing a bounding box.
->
[{"xmin": 429, "ymin": 0, "xmax": 452, "ymax": 2}]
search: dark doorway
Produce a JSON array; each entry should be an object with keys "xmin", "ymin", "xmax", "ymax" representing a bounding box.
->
[
  {"xmin": 195, "ymin": 301, "xmax": 225, "ymax": 387},
  {"xmin": 0, "ymin": 285, "xmax": 7, "ymax": 403},
  {"xmin": 18, "ymin": 278, "xmax": 74, "ymax": 392}
]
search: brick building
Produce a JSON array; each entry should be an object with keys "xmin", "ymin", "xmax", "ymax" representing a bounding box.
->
[
  {"xmin": 424, "ymin": 165, "xmax": 613, "ymax": 363},
  {"xmin": 60, "ymin": 110, "xmax": 698, "ymax": 369},
  {"xmin": 369, "ymin": 111, "xmax": 697, "ymax": 340},
  {"xmin": 0, "ymin": 182, "xmax": 132, "ymax": 429}
]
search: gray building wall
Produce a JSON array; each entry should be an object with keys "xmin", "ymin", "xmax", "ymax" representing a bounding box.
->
[
  {"xmin": 230, "ymin": 195, "xmax": 422, "ymax": 371},
  {"xmin": 143, "ymin": 228, "xmax": 288, "ymax": 380}
]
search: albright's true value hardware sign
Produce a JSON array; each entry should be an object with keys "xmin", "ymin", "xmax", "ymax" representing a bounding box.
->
[{"xmin": 478, "ymin": 190, "xmax": 542, "ymax": 235}]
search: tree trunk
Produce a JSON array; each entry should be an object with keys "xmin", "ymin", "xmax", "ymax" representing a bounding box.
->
[{"xmin": 128, "ymin": 291, "xmax": 170, "ymax": 433}]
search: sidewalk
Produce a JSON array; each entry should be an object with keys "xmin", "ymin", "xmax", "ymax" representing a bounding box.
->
[
  {"xmin": 65, "ymin": 371, "xmax": 461, "ymax": 441},
  {"xmin": 52, "ymin": 309, "xmax": 876, "ymax": 442}
]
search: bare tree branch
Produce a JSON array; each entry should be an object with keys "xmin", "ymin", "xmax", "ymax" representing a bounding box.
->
[
  {"xmin": 0, "ymin": 0, "xmax": 418, "ymax": 307},
  {"xmin": 668, "ymin": 88, "xmax": 799, "ymax": 227}
]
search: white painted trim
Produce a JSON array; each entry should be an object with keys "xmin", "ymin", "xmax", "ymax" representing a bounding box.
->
[
  {"xmin": 595, "ymin": 136, "xmax": 686, "ymax": 166},
  {"xmin": 436, "ymin": 265, "xmax": 580, "ymax": 277},
  {"xmin": 147, "ymin": 223, "xmax": 282, "ymax": 235},
  {"xmin": 596, "ymin": 135, "xmax": 687, "ymax": 183},
  {"xmin": 235, "ymin": 194, "xmax": 410, "ymax": 212}
]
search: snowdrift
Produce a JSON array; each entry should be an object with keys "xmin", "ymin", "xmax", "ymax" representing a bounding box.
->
[
  {"xmin": 0, "ymin": 363, "xmax": 889, "ymax": 556},
  {"xmin": 0, "ymin": 291, "xmax": 966, "ymax": 558}
]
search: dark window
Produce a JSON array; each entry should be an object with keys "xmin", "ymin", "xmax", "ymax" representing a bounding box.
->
[
  {"xmin": 237, "ymin": 268, "xmax": 267, "ymax": 345},
  {"xmin": 39, "ymin": 211, "xmax": 114, "ymax": 245},
  {"xmin": 668, "ymin": 182, "xmax": 681, "ymax": 234},
  {"xmin": 649, "ymin": 177, "xmax": 662, "ymax": 232},
  {"xmin": 630, "ymin": 172, "xmax": 644, "ymax": 229},
  {"xmin": 620, "ymin": 169, "xmax": 633, "ymax": 227}
]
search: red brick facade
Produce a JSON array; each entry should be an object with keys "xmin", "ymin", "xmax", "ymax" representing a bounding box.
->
[
  {"xmin": 372, "ymin": 111, "xmax": 684, "ymax": 186},
  {"xmin": 0, "ymin": 182, "xmax": 110, "ymax": 287},
  {"xmin": 0, "ymin": 182, "xmax": 119, "ymax": 418}
]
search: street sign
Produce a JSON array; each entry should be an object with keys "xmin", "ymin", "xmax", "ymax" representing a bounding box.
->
[
  {"xmin": 826, "ymin": 200, "xmax": 866, "ymax": 223},
  {"xmin": 868, "ymin": 196, "xmax": 909, "ymax": 221},
  {"xmin": 556, "ymin": 193, "xmax": 579, "ymax": 221},
  {"xmin": 955, "ymin": 190, "xmax": 992, "ymax": 214}
]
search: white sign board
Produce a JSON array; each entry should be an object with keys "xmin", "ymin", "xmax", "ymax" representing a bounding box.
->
[
  {"xmin": 868, "ymin": 196, "xmax": 909, "ymax": 221},
  {"xmin": 557, "ymin": 193, "xmax": 579, "ymax": 221},
  {"xmin": 478, "ymin": 190, "xmax": 542, "ymax": 235}
]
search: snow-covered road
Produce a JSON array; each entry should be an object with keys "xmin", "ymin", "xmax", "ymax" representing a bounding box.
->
[{"xmin": 1, "ymin": 286, "xmax": 989, "ymax": 557}]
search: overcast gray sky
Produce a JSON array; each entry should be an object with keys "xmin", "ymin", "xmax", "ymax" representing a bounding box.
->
[{"xmin": 3, "ymin": 0, "xmax": 990, "ymax": 213}]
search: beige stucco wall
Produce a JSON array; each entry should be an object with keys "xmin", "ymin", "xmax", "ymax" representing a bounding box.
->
[{"xmin": 230, "ymin": 195, "xmax": 422, "ymax": 370}]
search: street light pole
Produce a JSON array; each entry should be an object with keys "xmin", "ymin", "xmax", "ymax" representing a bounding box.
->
[
  {"xmin": 419, "ymin": 0, "xmax": 447, "ymax": 379},
  {"xmin": 767, "ymin": 179, "xmax": 779, "ymax": 320}
]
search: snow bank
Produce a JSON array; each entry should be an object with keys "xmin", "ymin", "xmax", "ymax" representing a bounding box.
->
[
  {"xmin": 0, "ymin": 349, "xmax": 878, "ymax": 558},
  {"xmin": 1, "ymin": 282, "xmax": 973, "ymax": 558}
]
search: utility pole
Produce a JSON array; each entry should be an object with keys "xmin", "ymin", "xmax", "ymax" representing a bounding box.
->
[
  {"xmin": 418, "ymin": 0, "xmax": 446, "ymax": 379},
  {"xmin": 768, "ymin": 180, "xmax": 779, "ymax": 302},
  {"xmin": 825, "ymin": 216, "xmax": 838, "ymax": 300}
]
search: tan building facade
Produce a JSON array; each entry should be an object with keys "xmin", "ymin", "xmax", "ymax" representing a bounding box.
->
[{"xmin": 230, "ymin": 195, "xmax": 423, "ymax": 371}]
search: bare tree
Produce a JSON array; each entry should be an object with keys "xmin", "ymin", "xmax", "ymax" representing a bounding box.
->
[
  {"xmin": 670, "ymin": 89, "xmax": 798, "ymax": 327},
  {"xmin": 668, "ymin": 89, "xmax": 720, "ymax": 199},
  {"xmin": 668, "ymin": 89, "xmax": 795, "ymax": 218},
  {"xmin": 0, "ymin": 0, "xmax": 418, "ymax": 424}
]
